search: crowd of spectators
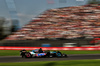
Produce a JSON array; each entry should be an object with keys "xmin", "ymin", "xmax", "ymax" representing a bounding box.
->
[{"xmin": 5, "ymin": 4, "xmax": 100, "ymax": 40}]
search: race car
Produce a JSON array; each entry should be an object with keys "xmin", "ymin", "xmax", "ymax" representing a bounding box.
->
[{"xmin": 20, "ymin": 49, "xmax": 67, "ymax": 58}]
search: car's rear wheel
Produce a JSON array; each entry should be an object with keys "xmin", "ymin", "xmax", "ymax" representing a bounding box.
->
[{"xmin": 25, "ymin": 53, "xmax": 32, "ymax": 58}]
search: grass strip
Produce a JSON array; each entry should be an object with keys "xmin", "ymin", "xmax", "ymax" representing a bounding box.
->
[{"xmin": 0, "ymin": 59, "xmax": 100, "ymax": 66}]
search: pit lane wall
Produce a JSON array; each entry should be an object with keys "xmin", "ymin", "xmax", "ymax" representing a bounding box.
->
[{"xmin": 0, "ymin": 46, "xmax": 100, "ymax": 50}]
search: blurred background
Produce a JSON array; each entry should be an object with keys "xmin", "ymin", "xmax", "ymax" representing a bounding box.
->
[{"xmin": 0, "ymin": 0, "xmax": 100, "ymax": 47}]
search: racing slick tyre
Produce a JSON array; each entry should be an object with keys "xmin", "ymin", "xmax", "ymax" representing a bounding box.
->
[
  {"xmin": 57, "ymin": 53, "xmax": 62, "ymax": 57},
  {"xmin": 25, "ymin": 52, "xmax": 32, "ymax": 58}
]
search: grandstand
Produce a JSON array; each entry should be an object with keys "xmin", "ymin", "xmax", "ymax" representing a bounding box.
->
[
  {"xmin": 1, "ymin": 4, "xmax": 100, "ymax": 47},
  {"xmin": 5, "ymin": 4, "xmax": 100, "ymax": 40}
]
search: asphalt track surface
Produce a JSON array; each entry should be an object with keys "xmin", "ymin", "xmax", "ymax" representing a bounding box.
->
[{"xmin": 0, "ymin": 54, "xmax": 100, "ymax": 63}]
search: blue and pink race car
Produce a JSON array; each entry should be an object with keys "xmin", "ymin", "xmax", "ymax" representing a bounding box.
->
[{"xmin": 20, "ymin": 49, "xmax": 67, "ymax": 58}]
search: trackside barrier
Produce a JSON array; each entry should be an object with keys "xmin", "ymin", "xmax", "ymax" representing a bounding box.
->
[{"xmin": 0, "ymin": 46, "xmax": 100, "ymax": 50}]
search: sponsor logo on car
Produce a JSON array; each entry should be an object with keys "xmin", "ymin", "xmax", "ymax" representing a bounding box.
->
[{"xmin": 36, "ymin": 53, "xmax": 46, "ymax": 56}]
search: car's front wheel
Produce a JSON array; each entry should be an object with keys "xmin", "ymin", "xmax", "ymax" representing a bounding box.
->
[{"xmin": 57, "ymin": 53, "xmax": 62, "ymax": 57}]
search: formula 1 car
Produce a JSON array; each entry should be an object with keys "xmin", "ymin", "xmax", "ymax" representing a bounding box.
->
[{"xmin": 20, "ymin": 49, "xmax": 67, "ymax": 58}]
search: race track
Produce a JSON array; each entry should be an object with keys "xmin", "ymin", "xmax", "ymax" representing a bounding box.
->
[{"xmin": 0, "ymin": 54, "xmax": 100, "ymax": 63}]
